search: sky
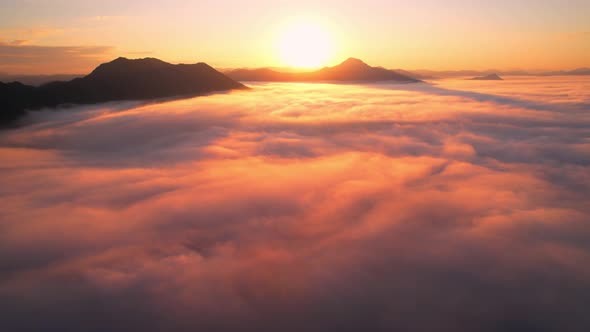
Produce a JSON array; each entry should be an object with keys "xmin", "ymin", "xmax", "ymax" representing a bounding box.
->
[
  {"xmin": 0, "ymin": 0, "xmax": 589, "ymax": 74},
  {"xmin": 1, "ymin": 77, "xmax": 590, "ymax": 331}
]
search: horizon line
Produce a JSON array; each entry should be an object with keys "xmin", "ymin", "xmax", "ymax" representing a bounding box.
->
[{"xmin": 1, "ymin": 56, "xmax": 589, "ymax": 77}]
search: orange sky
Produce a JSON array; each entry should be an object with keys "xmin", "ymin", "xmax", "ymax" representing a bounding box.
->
[{"xmin": 0, "ymin": 0, "xmax": 589, "ymax": 74}]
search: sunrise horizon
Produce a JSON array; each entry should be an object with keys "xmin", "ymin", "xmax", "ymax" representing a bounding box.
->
[
  {"xmin": 2, "ymin": 54, "xmax": 589, "ymax": 77},
  {"xmin": 2, "ymin": 1, "xmax": 589, "ymax": 75}
]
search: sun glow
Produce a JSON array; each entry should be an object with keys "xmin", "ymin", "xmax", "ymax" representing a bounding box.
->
[{"xmin": 278, "ymin": 21, "xmax": 334, "ymax": 68}]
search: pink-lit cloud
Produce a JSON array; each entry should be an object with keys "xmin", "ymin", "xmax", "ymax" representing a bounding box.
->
[{"xmin": 1, "ymin": 79, "xmax": 590, "ymax": 331}]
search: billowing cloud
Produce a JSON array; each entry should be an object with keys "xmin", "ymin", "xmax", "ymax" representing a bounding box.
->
[{"xmin": 1, "ymin": 78, "xmax": 590, "ymax": 331}]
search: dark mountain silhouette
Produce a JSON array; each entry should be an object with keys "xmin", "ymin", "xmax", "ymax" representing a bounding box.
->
[
  {"xmin": 0, "ymin": 81, "xmax": 35, "ymax": 124},
  {"xmin": 226, "ymin": 58, "xmax": 421, "ymax": 83},
  {"xmin": 0, "ymin": 57, "xmax": 246, "ymax": 126},
  {"xmin": 470, "ymin": 73, "xmax": 503, "ymax": 81}
]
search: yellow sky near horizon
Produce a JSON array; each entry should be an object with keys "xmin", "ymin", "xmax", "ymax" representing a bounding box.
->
[{"xmin": 0, "ymin": 0, "xmax": 589, "ymax": 74}]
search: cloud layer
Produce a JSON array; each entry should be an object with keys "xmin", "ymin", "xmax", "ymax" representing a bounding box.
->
[{"xmin": 1, "ymin": 78, "xmax": 590, "ymax": 331}]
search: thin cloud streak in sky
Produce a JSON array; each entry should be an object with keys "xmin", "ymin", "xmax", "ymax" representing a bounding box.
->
[{"xmin": 1, "ymin": 78, "xmax": 590, "ymax": 331}]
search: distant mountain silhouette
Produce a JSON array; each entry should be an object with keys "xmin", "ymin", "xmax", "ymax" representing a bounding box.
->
[
  {"xmin": 0, "ymin": 57, "xmax": 246, "ymax": 126},
  {"xmin": 539, "ymin": 68, "xmax": 590, "ymax": 76},
  {"xmin": 391, "ymin": 69, "xmax": 430, "ymax": 80},
  {"xmin": 470, "ymin": 73, "xmax": 503, "ymax": 81},
  {"xmin": 568, "ymin": 68, "xmax": 590, "ymax": 75},
  {"xmin": 0, "ymin": 74, "xmax": 82, "ymax": 86},
  {"xmin": 410, "ymin": 68, "xmax": 590, "ymax": 79},
  {"xmin": 226, "ymin": 58, "xmax": 421, "ymax": 83}
]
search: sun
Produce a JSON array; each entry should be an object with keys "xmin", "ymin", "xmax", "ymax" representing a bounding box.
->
[{"xmin": 278, "ymin": 21, "xmax": 334, "ymax": 68}]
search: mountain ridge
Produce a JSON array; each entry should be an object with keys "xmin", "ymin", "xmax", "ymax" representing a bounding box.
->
[
  {"xmin": 0, "ymin": 57, "xmax": 247, "ymax": 126},
  {"xmin": 226, "ymin": 57, "xmax": 421, "ymax": 83},
  {"xmin": 470, "ymin": 73, "xmax": 503, "ymax": 81}
]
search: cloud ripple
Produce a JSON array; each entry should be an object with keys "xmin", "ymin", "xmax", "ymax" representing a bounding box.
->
[{"xmin": 1, "ymin": 78, "xmax": 590, "ymax": 332}]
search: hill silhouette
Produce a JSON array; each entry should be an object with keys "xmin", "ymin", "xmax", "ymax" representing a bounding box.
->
[
  {"xmin": 470, "ymin": 73, "xmax": 503, "ymax": 81},
  {"xmin": 0, "ymin": 57, "xmax": 246, "ymax": 126},
  {"xmin": 226, "ymin": 58, "xmax": 421, "ymax": 83},
  {"xmin": 0, "ymin": 82, "xmax": 35, "ymax": 124}
]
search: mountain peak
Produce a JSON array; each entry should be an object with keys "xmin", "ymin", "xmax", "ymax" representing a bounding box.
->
[
  {"xmin": 338, "ymin": 57, "xmax": 369, "ymax": 68},
  {"xmin": 90, "ymin": 57, "xmax": 172, "ymax": 77},
  {"xmin": 112, "ymin": 56, "xmax": 129, "ymax": 62},
  {"xmin": 226, "ymin": 57, "xmax": 420, "ymax": 83},
  {"xmin": 104, "ymin": 57, "xmax": 169, "ymax": 67},
  {"xmin": 471, "ymin": 73, "xmax": 503, "ymax": 80}
]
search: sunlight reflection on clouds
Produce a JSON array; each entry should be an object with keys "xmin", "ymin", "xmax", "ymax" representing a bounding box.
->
[{"xmin": 1, "ymin": 77, "xmax": 590, "ymax": 331}]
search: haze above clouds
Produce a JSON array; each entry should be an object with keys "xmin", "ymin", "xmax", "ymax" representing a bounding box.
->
[
  {"xmin": 1, "ymin": 1, "xmax": 589, "ymax": 72},
  {"xmin": 1, "ymin": 77, "xmax": 590, "ymax": 331}
]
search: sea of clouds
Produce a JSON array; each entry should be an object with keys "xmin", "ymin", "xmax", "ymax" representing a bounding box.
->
[{"xmin": 1, "ymin": 77, "xmax": 590, "ymax": 331}]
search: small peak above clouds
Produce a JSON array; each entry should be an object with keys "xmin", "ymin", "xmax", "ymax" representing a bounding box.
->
[
  {"xmin": 470, "ymin": 73, "xmax": 503, "ymax": 80},
  {"xmin": 338, "ymin": 57, "xmax": 370, "ymax": 67}
]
